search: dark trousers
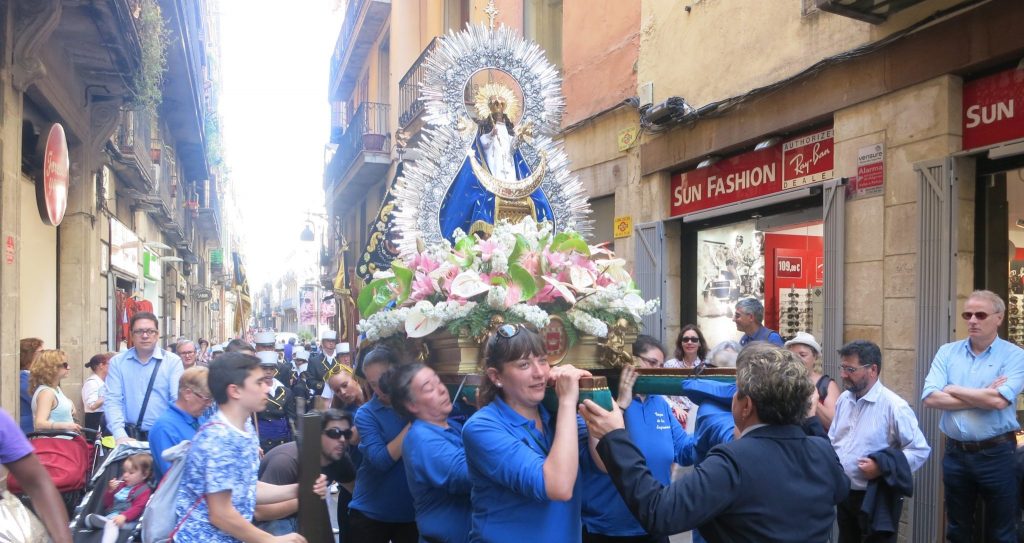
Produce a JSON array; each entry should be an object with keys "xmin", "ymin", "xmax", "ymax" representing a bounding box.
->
[
  {"xmin": 346, "ymin": 508, "xmax": 418, "ymax": 543},
  {"xmin": 582, "ymin": 527, "xmax": 669, "ymax": 543},
  {"xmin": 836, "ymin": 489, "xmax": 897, "ymax": 543},
  {"xmin": 943, "ymin": 441, "xmax": 1018, "ymax": 543}
]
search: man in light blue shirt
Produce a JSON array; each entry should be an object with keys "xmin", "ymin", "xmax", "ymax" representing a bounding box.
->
[
  {"xmin": 734, "ymin": 298, "xmax": 784, "ymax": 346},
  {"xmin": 922, "ymin": 290, "xmax": 1024, "ymax": 543},
  {"xmin": 105, "ymin": 311, "xmax": 184, "ymax": 445}
]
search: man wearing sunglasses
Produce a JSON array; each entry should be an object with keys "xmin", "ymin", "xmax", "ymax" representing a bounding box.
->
[
  {"xmin": 255, "ymin": 409, "xmax": 357, "ymax": 536},
  {"xmin": 922, "ymin": 290, "xmax": 1024, "ymax": 543}
]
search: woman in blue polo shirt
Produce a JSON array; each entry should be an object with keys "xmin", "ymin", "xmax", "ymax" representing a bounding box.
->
[
  {"xmin": 462, "ymin": 324, "xmax": 592, "ymax": 543},
  {"xmin": 582, "ymin": 335, "xmax": 696, "ymax": 543},
  {"xmin": 385, "ymin": 362, "xmax": 471, "ymax": 543},
  {"xmin": 347, "ymin": 345, "xmax": 417, "ymax": 543}
]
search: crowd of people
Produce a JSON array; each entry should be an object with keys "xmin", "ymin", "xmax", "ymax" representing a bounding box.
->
[{"xmin": 2, "ymin": 289, "xmax": 1023, "ymax": 543}]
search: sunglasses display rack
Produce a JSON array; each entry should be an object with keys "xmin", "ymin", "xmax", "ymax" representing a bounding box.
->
[
  {"xmin": 780, "ymin": 287, "xmax": 814, "ymax": 340},
  {"xmin": 1009, "ymin": 294, "xmax": 1024, "ymax": 346}
]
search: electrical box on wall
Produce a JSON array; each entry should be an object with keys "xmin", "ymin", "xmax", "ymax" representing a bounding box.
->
[{"xmin": 638, "ymin": 82, "xmax": 654, "ymax": 108}]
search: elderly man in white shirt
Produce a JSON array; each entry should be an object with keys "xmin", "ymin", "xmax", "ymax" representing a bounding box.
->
[{"xmin": 828, "ymin": 340, "xmax": 929, "ymax": 543}]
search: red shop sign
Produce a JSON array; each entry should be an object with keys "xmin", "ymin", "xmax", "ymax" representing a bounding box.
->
[
  {"xmin": 670, "ymin": 126, "xmax": 833, "ymax": 217},
  {"xmin": 963, "ymin": 68, "xmax": 1024, "ymax": 151},
  {"xmin": 776, "ymin": 256, "xmax": 803, "ymax": 279},
  {"xmin": 40, "ymin": 123, "xmax": 69, "ymax": 226}
]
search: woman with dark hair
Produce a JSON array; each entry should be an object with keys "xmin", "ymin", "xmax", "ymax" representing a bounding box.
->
[
  {"xmin": 462, "ymin": 324, "xmax": 592, "ymax": 543},
  {"xmin": 581, "ymin": 335, "xmax": 696, "ymax": 543},
  {"xmin": 19, "ymin": 337, "xmax": 44, "ymax": 433},
  {"xmin": 82, "ymin": 352, "xmax": 115, "ymax": 435},
  {"xmin": 666, "ymin": 325, "xmax": 709, "ymax": 369},
  {"xmin": 347, "ymin": 345, "xmax": 418, "ymax": 543},
  {"xmin": 664, "ymin": 325, "xmax": 710, "ymax": 430},
  {"xmin": 385, "ymin": 363, "xmax": 471, "ymax": 542}
]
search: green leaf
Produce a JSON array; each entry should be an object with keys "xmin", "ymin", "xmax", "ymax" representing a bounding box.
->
[
  {"xmin": 556, "ymin": 237, "xmax": 590, "ymax": 255},
  {"xmin": 357, "ymin": 278, "xmax": 396, "ymax": 317},
  {"xmin": 391, "ymin": 262, "xmax": 413, "ymax": 305},
  {"xmin": 490, "ymin": 276, "xmax": 509, "ymax": 286},
  {"xmin": 509, "ymin": 263, "xmax": 538, "ymax": 300},
  {"xmin": 550, "ymin": 232, "xmax": 572, "ymax": 251},
  {"xmin": 508, "ymin": 234, "xmax": 530, "ymax": 264}
]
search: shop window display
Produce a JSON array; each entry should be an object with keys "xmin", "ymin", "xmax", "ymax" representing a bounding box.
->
[{"xmin": 696, "ymin": 219, "xmax": 824, "ymax": 348}]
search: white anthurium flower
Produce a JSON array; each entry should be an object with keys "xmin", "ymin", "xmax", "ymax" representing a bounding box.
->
[
  {"xmin": 405, "ymin": 303, "xmax": 443, "ymax": 338},
  {"xmin": 614, "ymin": 292, "xmax": 646, "ymax": 312},
  {"xmin": 569, "ymin": 267, "xmax": 595, "ymax": 290},
  {"xmin": 542, "ymin": 276, "xmax": 577, "ymax": 304},
  {"xmin": 597, "ymin": 258, "xmax": 632, "ymax": 283},
  {"xmin": 371, "ymin": 270, "xmax": 396, "ymax": 280},
  {"xmin": 450, "ymin": 270, "xmax": 491, "ymax": 299}
]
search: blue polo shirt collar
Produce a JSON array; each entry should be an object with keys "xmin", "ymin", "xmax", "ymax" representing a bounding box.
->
[{"xmin": 169, "ymin": 403, "xmax": 199, "ymax": 429}]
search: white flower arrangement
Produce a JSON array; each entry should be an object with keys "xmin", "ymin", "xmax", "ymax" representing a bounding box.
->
[{"xmin": 357, "ymin": 218, "xmax": 659, "ymax": 342}]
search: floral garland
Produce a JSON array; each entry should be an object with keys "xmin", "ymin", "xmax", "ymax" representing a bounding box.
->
[{"xmin": 357, "ymin": 218, "xmax": 659, "ymax": 342}]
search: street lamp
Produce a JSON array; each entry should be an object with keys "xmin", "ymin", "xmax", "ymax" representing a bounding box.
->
[{"xmin": 299, "ymin": 222, "xmax": 315, "ymax": 242}]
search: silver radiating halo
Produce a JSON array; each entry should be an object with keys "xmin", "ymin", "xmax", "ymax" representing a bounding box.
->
[{"xmin": 393, "ymin": 23, "xmax": 592, "ymax": 256}]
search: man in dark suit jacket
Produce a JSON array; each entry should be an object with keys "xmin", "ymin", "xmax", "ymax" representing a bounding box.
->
[{"xmin": 581, "ymin": 343, "xmax": 850, "ymax": 543}]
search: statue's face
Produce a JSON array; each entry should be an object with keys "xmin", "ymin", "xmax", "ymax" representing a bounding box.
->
[{"xmin": 488, "ymin": 96, "xmax": 506, "ymax": 114}]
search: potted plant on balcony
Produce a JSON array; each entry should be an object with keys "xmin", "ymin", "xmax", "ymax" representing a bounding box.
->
[
  {"xmin": 357, "ymin": 218, "xmax": 658, "ymax": 373},
  {"xmin": 362, "ymin": 133, "xmax": 387, "ymax": 151}
]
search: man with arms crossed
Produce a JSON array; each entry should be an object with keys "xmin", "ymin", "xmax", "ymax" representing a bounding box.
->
[{"xmin": 922, "ymin": 290, "xmax": 1024, "ymax": 543}]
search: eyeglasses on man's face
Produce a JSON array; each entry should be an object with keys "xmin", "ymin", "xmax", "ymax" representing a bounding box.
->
[
  {"xmin": 132, "ymin": 329, "xmax": 158, "ymax": 337},
  {"xmin": 188, "ymin": 388, "xmax": 213, "ymax": 404},
  {"xmin": 839, "ymin": 364, "xmax": 875, "ymax": 374},
  {"xmin": 961, "ymin": 311, "xmax": 1001, "ymax": 321}
]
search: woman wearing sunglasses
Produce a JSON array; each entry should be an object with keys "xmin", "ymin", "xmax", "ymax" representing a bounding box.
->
[
  {"xmin": 347, "ymin": 345, "xmax": 418, "ymax": 543},
  {"xmin": 581, "ymin": 335, "xmax": 696, "ymax": 543},
  {"xmin": 384, "ymin": 363, "xmax": 471, "ymax": 543},
  {"xmin": 30, "ymin": 349, "xmax": 82, "ymax": 433},
  {"xmin": 462, "ymin": 324, "xmax": 592, "ymax": 543},
  {"xmin": 664, "ymin": 325, "xmax": 709, "ymax": 430}
]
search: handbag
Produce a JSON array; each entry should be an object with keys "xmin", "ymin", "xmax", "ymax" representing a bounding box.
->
[{"xmin": 0, "ymin": 487, "xmax": 46, "ymax": 543}]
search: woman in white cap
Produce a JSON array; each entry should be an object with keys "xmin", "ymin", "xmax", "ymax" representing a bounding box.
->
[{"xmin": 784, "ymin": 332, "xmax": 840, "ymax": 431}]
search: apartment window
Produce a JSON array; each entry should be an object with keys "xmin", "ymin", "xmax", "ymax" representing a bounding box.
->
[
  {"xmin": 445, "ymin": 0, "xmax": 470, "ymax": 32},
  {"xmin": 524, "ymin": 0, "xmax": 562, "ymax": 68}
]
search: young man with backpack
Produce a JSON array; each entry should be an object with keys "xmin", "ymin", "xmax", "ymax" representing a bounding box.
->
[{"xmin": 172, "ymin": 353, "xmax": 326, "ymax": 543}]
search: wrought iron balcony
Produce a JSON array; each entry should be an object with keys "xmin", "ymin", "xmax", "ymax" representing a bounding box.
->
[
  {"xmin": 324, "ymin": 102, "xmax": 392, "ymax": 210},
  {"xmin": 111, "ymin": 109, "xmax": 155, "ymax": 190},
  {"xmin": 815, "ymin": 0, "xmax": 928, "ymax": 24},
  {"xmin": 328, "ymin": 0, "xmax": 391, "ymax": 102},
  {"xmin": 399, "ymin": 38, "xmax": 438, "ymax": 129}
]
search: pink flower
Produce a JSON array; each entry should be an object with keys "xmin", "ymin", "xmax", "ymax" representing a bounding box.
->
[
  {"xmin": 477, "ymin": 239, "xmax": 499, "ymax": 262},
  {"xmin": 504, "ymin": 284, "xmax": 523, "ymax": 306},
  {"xmin": 545, "ymin": 251, "xmax": 569, "ymax": 271},
  {"xmin": 410, "ymin": 253, "xmax": 440, "ymax": 274},
  {"xmin": 519, "ymin": 251, "xmax": 541, "ymax": 276},
  {"xmin": 409, "ymin": 273, "xmax": 439, "ymax": 302}
]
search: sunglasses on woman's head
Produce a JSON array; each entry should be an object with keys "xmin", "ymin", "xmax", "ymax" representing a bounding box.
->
[{"xmin": 496, "ymin": 323, "xmax": 522, "ymax": 339}]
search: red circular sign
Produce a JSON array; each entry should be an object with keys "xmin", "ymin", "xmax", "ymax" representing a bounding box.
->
[{"xmin": 42, "ymin": 123, "xmax": 69, "ymax": 226}]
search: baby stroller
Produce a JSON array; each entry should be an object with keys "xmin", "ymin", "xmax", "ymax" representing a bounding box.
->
[
  {"xmin": 70, "ymin": 442, "xmax": 152, "ymax": 543},
  {"xmin": 6, "ymin": 429, "xmax": 103, "ymax": 513}
]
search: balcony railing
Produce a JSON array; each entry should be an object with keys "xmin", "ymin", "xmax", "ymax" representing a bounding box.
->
[
  {"xmin": 339, "ymin": 101, "xmax": 390, "ymax": 166},
  {"xmin": 398, "ymin": 38, "xmax": 438, "ymax": 128},
  {"xmin": 116, "ymin": 109, "xmax": 155, "ymax": 186},
  {"xmin": 330, "ymin": 0, "xmax": 367, "ymax": 92}
]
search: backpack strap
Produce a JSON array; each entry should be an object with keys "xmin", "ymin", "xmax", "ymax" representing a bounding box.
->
[{"xmin": 168, "ymin": 495, "xmax": 203, "ymax": 541}]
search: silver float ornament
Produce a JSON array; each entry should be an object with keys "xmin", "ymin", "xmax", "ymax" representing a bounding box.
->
[{"xmin": 393, "ymin": 22, "xmax": 592, "ymax": 257}]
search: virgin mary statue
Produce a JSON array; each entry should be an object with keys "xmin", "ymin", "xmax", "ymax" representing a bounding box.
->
[{"xmin": 439, "ymin": 83, "xmax": 552, "ymax": 241}]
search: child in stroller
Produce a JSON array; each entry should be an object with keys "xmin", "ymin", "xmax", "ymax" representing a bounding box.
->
[
  {"xmin": 82, "ymin": 453, "xmax": 153, "ymax": 543},
  {"xmin": 70, "ymin": 442, "xmax": 152, "ymax": 543}
]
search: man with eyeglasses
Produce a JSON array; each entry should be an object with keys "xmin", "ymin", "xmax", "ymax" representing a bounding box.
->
[
  {"xmin": 829, "ymin": 340, "xmax": 929, "ymax": 542},
  {"xmin": 149, "ymin": 367, "xmax": 213, "ymax": 480},
  {"xmin": 177, "ymin": 339, "xmax": 198, "ymax": 369},
  {"xmin": 105, "ymin": 311, "xmax": 185, "ymax": 445},
  {"xmin": 255, "ymin": 409, "xmax": 357, "ymax": 536},
  {"xmin": 922, "ymin": 290, "xmax": 1024, "ymax": 543}
]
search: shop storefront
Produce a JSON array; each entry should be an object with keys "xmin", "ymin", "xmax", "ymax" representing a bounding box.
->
[
  {"xmin": 666, "ymin": 126, "xmax": 845, "ymax": 361},
  {"xmin": 960, "ymin": 66, "xmax": 1024, "ymax": 345}
]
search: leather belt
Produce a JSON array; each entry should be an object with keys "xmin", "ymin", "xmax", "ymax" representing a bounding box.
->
[{"xmin": 947, "ymin": 432, "xmax": 1016, "ymax": 452}]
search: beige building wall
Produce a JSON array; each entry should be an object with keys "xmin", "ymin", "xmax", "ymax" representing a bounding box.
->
[
  {"xmin": 834, "ymin": 75, "xmax": 963, "ymax": 400},
  {"xmin": 19, "ymin": 176, "xmax": 58, "ymax": 348},
  {"xmin": 638, "ymin": 0, "xmax": 968, "ymax": 107}
]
